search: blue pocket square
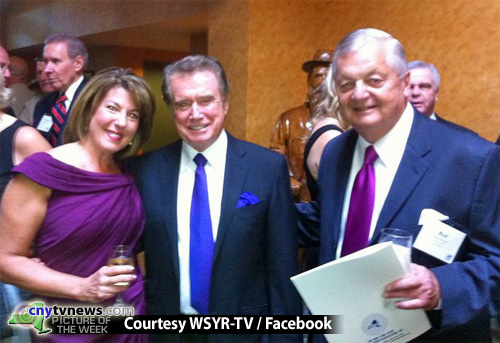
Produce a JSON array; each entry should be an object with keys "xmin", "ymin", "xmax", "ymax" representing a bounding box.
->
[{"xmin": 237, "ymin": 191, "xmax": 260, "ymax": 208}]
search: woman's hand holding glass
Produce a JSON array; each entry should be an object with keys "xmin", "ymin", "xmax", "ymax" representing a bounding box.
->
[{"xmin": 79, "ymin": 245, "xmax": 136, "ymax": 303}]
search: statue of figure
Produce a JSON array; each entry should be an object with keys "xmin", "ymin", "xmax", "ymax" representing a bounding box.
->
[{"xmin": 270, "ymin": 49, "xmax": 333, "ymax": 202}]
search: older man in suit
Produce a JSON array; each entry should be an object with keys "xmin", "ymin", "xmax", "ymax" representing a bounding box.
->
[
  {"xmin": 33, "ymin": 34, "xmax": 88, "ymax": 146},
  {"xmin": 130, "ymin": 55, "xmax": 301, "ymax": 342},
  {"xmin": 407, "ymin": 60, "xmax": 476, "ymax": 134},
  {"xmin": 303, "ymin": 29, "xmax": 499, "ymax": 342}
]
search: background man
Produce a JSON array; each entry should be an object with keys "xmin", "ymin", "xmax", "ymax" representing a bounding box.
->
[
  {"xmin": 0, "ymin": 45, "xmax": 15, "ymax": 116},
  {"xmin": 130, "ymin": 55, "xmax": 301, "ymax": 342},
  {"xmin": 270, "ymin": 49, "xmax": 333, "ymax": 202},
  {"xmin": 408, "ymin": 60, "xmax": 475, "ymax": 133},
  {"xmin": 407, "ymin": 60, "xmax": 440, "ymax": 119},
  {"xmin": 33, "ymin": 33, "xmax": 88, "ymax": 146},
  {"xmin": 6, "ymin": 56, "xmax": 36, "ymax": 119},
  {"xmin": 0, "ymin": 46, "xmax": 11, "ymax": 81},
  {"xmin": 19, "ymin": 59, "xmax": 56, "ymax": 125},
  {"xmin": 305, "ymin": 29, "xmax": 499, "ymax": 342}
]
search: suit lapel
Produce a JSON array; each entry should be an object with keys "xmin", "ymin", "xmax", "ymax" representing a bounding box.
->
[
  {"xmin": 321, "ymin": 130, "xmax": 357, "ymax": 262},
  {"xmin": 66, "ymin": 77, "xmax": 87, "ymax": 114},
  {"xmin": 373, "ymin": 112, "xmax": 431, "ymax": 240},
  {"xmin": 160, "ymin": 142, "xmax": 182, "ymax": 281},
  {"xmin": 57, "ymin": 78, "xmax": 88, "ymax": 145},
  {"xmin": 213, "ymin": 135, "xmax": 248, "ymax": 260}
]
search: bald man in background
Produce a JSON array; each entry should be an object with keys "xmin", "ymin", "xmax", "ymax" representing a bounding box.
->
[
  {"xmin": 0, "ymin": 46, "xmax": 11, "ymax": 81},
  {"xmin": 7, "ymin": 56, "xmax": 36, "ymax": 120},
  {"xmin": 0, "ymin": 45, "xmax": 15, "ymax": 117}
]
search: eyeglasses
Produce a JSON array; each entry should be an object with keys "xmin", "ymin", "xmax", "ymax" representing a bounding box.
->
[{"xmin": 173, "ymin": 97, "xmax": 220, "ymax": 112}]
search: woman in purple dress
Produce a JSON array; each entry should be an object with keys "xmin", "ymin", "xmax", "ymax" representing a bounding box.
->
[
  {"xmin": 0, "ymin": 67, "xmax": 155, "ymax": 343},
  {"xmin": 0, "ymin": 66, "xmax": 51, "ymax": 343}
]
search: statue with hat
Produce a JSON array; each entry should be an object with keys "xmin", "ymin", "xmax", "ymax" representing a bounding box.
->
[{"xmin": 270, "ymin": 49, "xmax": 333, "ymax": 203}]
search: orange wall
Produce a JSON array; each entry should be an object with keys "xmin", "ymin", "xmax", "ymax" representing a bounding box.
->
[
  {"xmin": 208, "ymin": 1, "xmax": 251, "ymax": 140},
  {"xmin": 212, "ymin": 0, "xmax": 500, "ymax": 146},
  {"xmin": 8, "ymin": 0, "xmax": 498, "ymax": 146},
  {"xmin": 111, "ymin": 46, "xmax": 187, "ymax": 76}
]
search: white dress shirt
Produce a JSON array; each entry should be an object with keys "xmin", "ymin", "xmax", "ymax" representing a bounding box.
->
[
  {"xmin": 177, "ymin": 130, "xmax": 227, "ymax": 314},
  {"xmin": 63, "ymin": 75, "xmax": 84, "ymax": 110},
  {"xmin": 337, "ymin": 103, "xmax": 414, "ymax": 258}
]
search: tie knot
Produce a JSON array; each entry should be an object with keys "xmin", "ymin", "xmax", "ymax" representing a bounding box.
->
[
  {"xmin": 58, "ymin": 94, "xmax": 67, "ymax": 103},
  {"xmin": 194, "ymin": 153, "xmax": 207, "ymax": 167},
  {"xmin": 364, "ymin": 146, "xmax": 378, "ymax": 165}
]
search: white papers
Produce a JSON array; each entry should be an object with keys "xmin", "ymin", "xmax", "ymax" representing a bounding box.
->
[
  {"xmin": 291, "ymin": 243, "xmax": 431, "ymax": 343},
  {"xmin": 418, "ymin": 208, "xmax": 449, "ymax": 225}
]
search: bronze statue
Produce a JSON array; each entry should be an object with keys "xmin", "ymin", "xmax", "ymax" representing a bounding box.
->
[{"xmin": 270, "ymin": 49, "xmax": 333, "ymax": 202}]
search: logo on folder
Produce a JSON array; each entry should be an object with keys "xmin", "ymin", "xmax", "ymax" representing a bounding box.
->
[{"xmin": 361, "ymin": 313, "xmax": 387, "ymax": 336}]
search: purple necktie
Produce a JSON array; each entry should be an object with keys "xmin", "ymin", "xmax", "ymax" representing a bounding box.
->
[
  {"xmin": 341, "ymin": 145, "xmax": 378, "ymax": 256},
  {"xmin": 49, "ymin": 93, "xmax": 67, "ymax": 147},
  {"xmin": 190, "ymin": 153, "xmax": 214, "ymax": 315}
]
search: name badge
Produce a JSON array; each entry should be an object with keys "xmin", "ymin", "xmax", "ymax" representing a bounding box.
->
[
  {"xmin": 413, "ymin": 221, "xmax": 466, "ymax": 263},
  {"xmin": 36, "ymin": 114, "xmax": 53, "ymax": 132}
]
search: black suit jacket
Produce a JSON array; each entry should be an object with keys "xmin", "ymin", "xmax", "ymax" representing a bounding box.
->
[
  {"xmin": 33, "ymin": 77, "xmax": 88, "ymax": 146},
  {"xmin": 129, "ymin": 134, "xmax": 302, "ymax": 342}
]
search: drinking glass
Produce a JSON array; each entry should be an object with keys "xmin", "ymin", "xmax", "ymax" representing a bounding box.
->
[
  {"xmin": 107, "ymin": 245, "xmax": 134, "ymax": 306},
  {"xmin": 377, "ymin": 228, "xmax": 412, "ymax": 273}
]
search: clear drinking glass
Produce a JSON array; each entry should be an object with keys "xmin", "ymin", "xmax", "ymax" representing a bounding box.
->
[
  {"xmin": 107, "ymin": 245, "xmax": 134, "ymax": 306},
  {"xmin": 377, "ymin": 228, "xmax": 413, "ymax": 273}
]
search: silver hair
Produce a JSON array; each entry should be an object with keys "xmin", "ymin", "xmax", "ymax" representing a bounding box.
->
[
  {"xmin": 45, "ymin": 33, "xmax": 89, "ymax": 68},
  {"xmin": 332, "ymin": 28, "xmax": 408, "ymax": 79},
  {"xmin": 408, "ymin": 60, "xmax": 441, "ymax": 90}
]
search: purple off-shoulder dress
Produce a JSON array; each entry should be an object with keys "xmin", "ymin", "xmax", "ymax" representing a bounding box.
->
[{"xmin": 13, "ymin": 152, "xmax": 146, "ymax": 343}]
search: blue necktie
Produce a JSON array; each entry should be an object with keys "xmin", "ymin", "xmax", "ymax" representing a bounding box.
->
[{"xmin": 190, "ymin": 153, "xmax": 213, "ymax": 315}]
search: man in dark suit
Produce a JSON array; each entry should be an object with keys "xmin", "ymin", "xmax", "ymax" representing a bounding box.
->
[
  {"xmin": 33, "ymin": 34, "xmax": 88, "ymax": 146},
  {"xmin": 304, "ymin": 29, "xmax": 499, "ymax": 342},
  {"xmin": 407, "ymin": 60, "xmax": 476, "ymax": 134},
  {"xmin": 130, "ymin": 55, "xmax": 301, "ymax": 342}
]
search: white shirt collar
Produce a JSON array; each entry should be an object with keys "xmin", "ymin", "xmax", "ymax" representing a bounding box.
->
[
  {"xmin": 180, "ymin": 129, "xmax": 228, "ymax": 172},
  {"xmin": 356, "ymin": 102, "xmax": 414, "ymax": 170},
  {"xmin": 64, "ymin": 75, "xmax": 84, "ymax": 102},
  {"xmin": 429, "ymin": 112, "xmax": 437, "ymax": 120}
]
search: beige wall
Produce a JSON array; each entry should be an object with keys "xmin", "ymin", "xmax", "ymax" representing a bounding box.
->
[
  {"xmin": 3, "ymin": 0, "xmax": 499, "ymax": 146},
  {"xmin": 211, "ymin": 0, "xmax": 500, "ymax": 146},
  {"xmin": 208, "ymin": 0, "xmax": 251, "ymax": 140}
]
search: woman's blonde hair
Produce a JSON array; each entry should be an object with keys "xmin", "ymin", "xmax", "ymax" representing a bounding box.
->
[{"xmin": 311, "ymin": 66, "xmax": 345, "ymax": 128}]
